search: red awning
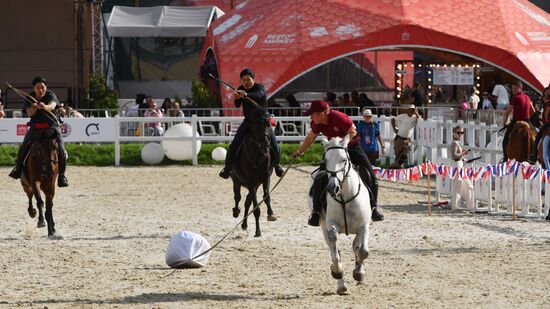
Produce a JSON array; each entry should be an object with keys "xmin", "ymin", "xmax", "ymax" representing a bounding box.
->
[{"xmin": 202, "ymin": 0, "xmax": 550, "ymax": 107}]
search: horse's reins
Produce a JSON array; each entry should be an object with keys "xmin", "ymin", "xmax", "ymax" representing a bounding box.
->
[
  {"xmin": 325, "ymin": 146, "xmax": 362, "ymax": 236},
  {"xmin": 5, "ymin": 82, "xmax": 61, "ymax": 126}
]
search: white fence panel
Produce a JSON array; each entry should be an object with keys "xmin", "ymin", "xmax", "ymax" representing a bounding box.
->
[
  {"xmin": 473, "ymin": 162, "xmax": 491, "ymax": 213},
  {"xmin": 493, "ymin": 174, "xmax": 510, "ymax": 214}
]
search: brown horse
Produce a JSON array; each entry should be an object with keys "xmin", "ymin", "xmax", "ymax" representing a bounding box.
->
[
  {"xmin": 21, "ymin": 128, "xmax": 59, "ymax": 237},
  {"xmin": 506, "ymin": 121, "xmax": 536, "ymax": 163}
]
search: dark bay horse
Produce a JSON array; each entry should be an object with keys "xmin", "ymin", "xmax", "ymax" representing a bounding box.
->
[
  {"xmin": 507, "ymin": 121, "xmax": 535, "ymax": 163},
  {"xmin": 21, "ymin": 128, "xmax": 59, "ymax": 237},
  {"xmin": 231, "ymin": 109, "xmax": 277, "ymax": 237}
]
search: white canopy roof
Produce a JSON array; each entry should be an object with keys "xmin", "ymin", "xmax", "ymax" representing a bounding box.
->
[{"xmin": 107, "ymin": 6, "xmax": 224, "ymax": 38}]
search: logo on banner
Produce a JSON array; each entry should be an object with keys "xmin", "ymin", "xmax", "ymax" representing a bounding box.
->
[
  {"xmin": 16, "ymin": 124, "xmax": 28, "ymax": 136},
  {"xmin": 61, "ymin": 123, "xmax": 71, "ymax": 137},
  {"xmin": 401, "ymin": 32, "xmax": 410, "ymax": 41},
  {"xmin": 263, "ymin": 34, "xmax": 296, "ymax": 44},
  {"xmin": 86, "ymin": 123, "xmax": 100, "ymax": 136},
  {"xmin": 245, "ymin": 34, "xmax": 258, "ymax": 48}
]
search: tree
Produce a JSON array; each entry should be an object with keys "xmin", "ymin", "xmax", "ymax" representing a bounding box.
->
[{"xmin": 81, "ymin": 73, "xmax": 118, "ymax": 110}]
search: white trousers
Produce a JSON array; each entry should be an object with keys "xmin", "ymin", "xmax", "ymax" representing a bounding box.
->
[{"xmin": 450, "ymin": 160, "xmax": 474, "ymax": 211}]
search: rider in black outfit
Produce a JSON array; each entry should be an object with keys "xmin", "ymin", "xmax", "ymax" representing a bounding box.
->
[
  {"xmin": 9, "ymin": 76, "xmax": 69, "ymax": 187},
  {"xmin": 219, "ymin": 68, "xmax": 284, "ymax": 179}
]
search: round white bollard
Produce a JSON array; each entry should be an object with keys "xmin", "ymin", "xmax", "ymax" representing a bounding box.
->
[
  {"xmin": 211, "ymin": 147, "xmax": 227, "ymax": 161},
  {"xmin": 161, "ymin": 123, "xmax": 202, "ymax": 161},
  {"xmin": 141, "ymin": 142, "xmax": 165, "ymax": 165}
]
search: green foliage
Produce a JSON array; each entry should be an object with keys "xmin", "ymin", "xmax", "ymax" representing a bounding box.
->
[
  {"xmin": 0, "ymin": 143, "xmax": 326, "ymax": 166},
  {"xmin": 81, "ymin": 73, "xmax": 119, "ymax": 110},
  {"xmin": 190, "ymin": 80, "xmax": 216, "ymax": 108}
]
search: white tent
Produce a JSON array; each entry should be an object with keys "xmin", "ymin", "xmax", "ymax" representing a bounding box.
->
[{"xmin": 107, "ymin": 6, "xmax": 224, "ymax": 38}]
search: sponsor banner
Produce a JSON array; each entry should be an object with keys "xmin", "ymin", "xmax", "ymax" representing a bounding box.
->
[{"xmin": 0, "ymin": 118, "xmax": 117, "ymax": 143}]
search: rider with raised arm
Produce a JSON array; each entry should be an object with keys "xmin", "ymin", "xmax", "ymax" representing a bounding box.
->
[
  {"xmin": 292, "ymin": 100, "xmax": 384, "ymax": 226},
  {"xmin": 501, "ymin": 80, "xmax": 535, "ymax": 162},
  {"xmin": 8, "ymin": 76, "xmax": 69, "ymax": 187},
  {"xmin": 219, "ymin": 68, "xmax": 284, "ymax": 179}
]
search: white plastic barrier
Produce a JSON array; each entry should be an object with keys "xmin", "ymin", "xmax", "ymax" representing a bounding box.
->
[
  {"xmin": 436, "ymin": 158, "xmax": 451, "ymax": 202},
  {"xmin": 493, "ymin": 174, "xmax": 510, "ymax": 214},
  {"xmin": 473, "ymin": 162, "xmax": 492, "ymax": 213},
  {"xmin": 519, "ymin": 165, "xmax": 543, "ymax": 218},
  {"xmin": 545, "ymin": 181, "xmax": 550, "ymax": 218}
]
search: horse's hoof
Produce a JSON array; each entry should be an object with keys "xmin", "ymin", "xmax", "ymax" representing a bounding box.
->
[
  {"xmin": 28, "ymin": 209, "xmax": 37, "ymax": 218},
  {"xmin": 336, "ymin": 286, "xmax": 348, "ymax": 295},
  {"xmin": 48, "ymin": 234, "xmax": 63, "ymax": 240},
  {"xmin": 353, "ymin": 270, "xmax": 365, "ymax": 282},
  {"xmin": 331, "ymin": 263, "xmax": 344, "ymax": 279},
  {"xmin": 37, "ymin": 221, "xmax": 46, "ymax": 228},
  {"xmin": 254, "ymin": 232, "xmax": 262, "ymax": 237},
  {"xmin": 233, "ymin": 207, "xmax": 240, "ymax": 218},
  {"xmin": 241, "ymin": 223, "xmax": 247, "ymax": 231},
  {"xmin": 267, "ymin": 214, "xmax": 277, "ymax": 221}
]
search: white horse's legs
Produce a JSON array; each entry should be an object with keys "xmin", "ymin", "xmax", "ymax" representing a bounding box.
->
[
  {"xmin": 326, "ymin": 223, "xmax": 348, "ymax": 294},
  {"xmin": 352, "ymin": 225, "xmax": 369, "ymax": 283}
]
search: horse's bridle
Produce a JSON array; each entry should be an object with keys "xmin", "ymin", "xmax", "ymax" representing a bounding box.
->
[
  {"xmin": 324, "ymin": 145, "xmax": 362, "ymax": 236},
  {"xmin": 325, "ymin": 146, "xmax": 352, "ymax": 185}
]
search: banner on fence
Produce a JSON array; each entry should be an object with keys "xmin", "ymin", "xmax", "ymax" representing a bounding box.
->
[{"xmin": 0, "ymin": 118, "xmax": 117, "ymax": 143}]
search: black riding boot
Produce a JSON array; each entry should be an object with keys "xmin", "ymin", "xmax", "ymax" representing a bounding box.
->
[
  {"xmin": 8, "ymin": 145, "xmax": 26, "ymax": 179},
  {"xmin": 219, "ymin": 144, "xmax": 235, "ymax": 179},
  {"xmin": 57, "ymin": 149, "xmax": 69, "ymax": 187},
  {"xmin": 359, "ymin": 168, "xmax": 384, "ymax": 222},
  {"xmin": 309, "ymin": 169, "xmax": 328, "ymax": 226}
]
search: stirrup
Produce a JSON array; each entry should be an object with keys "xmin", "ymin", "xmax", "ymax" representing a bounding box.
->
[
  {"xmin": 274, "ymin": 164, "xmax": 284, "ymax": 177},
  {"xmin": 219, "ymin": 168, "xmax": 231, "ymax": 179},
  {"xmin": 308, "ymin": 212, "xmax": 321, "ymax": 227},
  {"xmin": 58, "ymin": 175, "xmax": 69, "ymax": 187},
  {"xmin": 8, "ymin": 167, "xmax": 21, "ymax": 180}
]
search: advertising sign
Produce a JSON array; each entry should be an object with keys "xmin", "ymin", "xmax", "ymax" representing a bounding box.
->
[{"xmin": 433, "ymin": 67, "xmax": 474, "ymax": 85}]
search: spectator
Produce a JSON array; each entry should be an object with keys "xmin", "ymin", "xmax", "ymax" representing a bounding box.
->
[
  {"xmin": 66, "ymin": 107, "xmax": 84, "ymax": 118},
  {"xmin": 491, "ymin": 75, "xmax": 509, "ymax": 110},
  {"xmin": 161, "ymin": 97, "xmax": 172, "ymax": 115},
  {"xmin": 285, "ymin": 94, "xmax": 301, "ymax": 116},
  {"xmin": 351, "ymin": 90, "xmax": 360, "ymax": 106},
  {"xmin": 390, "ymin": 105, "xmax": 420, "ymax": 168},
  {"xmin": 326, "ymin": 92, "xmax": 338, "ymax": 107},
  {"xmin": 342, "ymin": 93, "xmax": 351, "ymax": 106},
  {"xmin": 55, "ymin": 102, "xmax": 67, "ymax": 118},
  {"xmin": 168, "ymin": 101, "xmax": 185, "ymax": 118},
  {"xmin": 481, "ymin": 91, "xmax": 493, "ymax": 110},
  {"xmin": 138, "ymin": 95, "xmax": 150, "ymax": 116},
  {"xmin": 267, "ymin": 97, "xmax": 282, "ymax": 117},
  {"xmin": 143, "ymin": 98, "xmax": 164, "ymax": 136},
  {"xmin": 469, "ymin": 87, "xmax": 480, "ymax": 110},
  {"xmin": 407, "ymin": 81, "xmax": 424, "ymax": 107},
  {"xmin": 449, "ymin": 125, "xmax": 474, "ymax": 211},
  {"xmin": 357, "ymin": 109, "xmax": 384, "ymax": 165},
  {"xmin": 0, "ymin": 100, "xmax": 5, "ymax": 119},
  {"xmin": 359, "ymin": 92, "xmax": 374, "ymax": 109},
  {"xmin": 459, "ymin": 94, "xmax": 470, "ymax": 119}
]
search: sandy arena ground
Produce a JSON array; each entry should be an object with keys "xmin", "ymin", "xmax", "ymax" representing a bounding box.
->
[{"xmin": 0, "ymin": 165, "xmax": 549, "ymax": 308}]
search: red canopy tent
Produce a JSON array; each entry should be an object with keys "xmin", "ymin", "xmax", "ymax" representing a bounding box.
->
[{"xmin": 201, "ymin": 0, "xmax": 550, "ymax": 108}]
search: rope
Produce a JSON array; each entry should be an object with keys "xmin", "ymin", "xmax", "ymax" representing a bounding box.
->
[{"xmin": 188, "ymin": 159, "xmax": 296, "ymax": 263}]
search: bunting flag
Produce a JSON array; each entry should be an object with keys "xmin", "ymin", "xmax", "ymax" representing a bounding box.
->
[{"xmin": 368, "ymin": 160, "xmax": 546, "ymax": 183}]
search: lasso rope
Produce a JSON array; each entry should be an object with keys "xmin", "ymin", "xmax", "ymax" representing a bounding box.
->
[{"xmin": 162, "ymin": 159, "xmax": 296, "ymax": 277}]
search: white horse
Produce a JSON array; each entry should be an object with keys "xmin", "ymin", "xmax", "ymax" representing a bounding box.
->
[{"xmin": 308, "ymin": 136, "xmax": 372, "ymax": 295}]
